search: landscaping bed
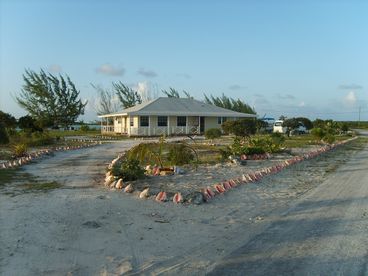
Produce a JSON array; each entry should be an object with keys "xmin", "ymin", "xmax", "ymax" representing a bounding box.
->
[{"xmin": 104, "ymin": 135, "xmax": 358, "ymax": 205}]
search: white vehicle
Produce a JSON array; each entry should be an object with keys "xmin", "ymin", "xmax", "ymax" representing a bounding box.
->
[{"xmin": 273, "ymin": 120, "xmax": 287, "ymax": 133}]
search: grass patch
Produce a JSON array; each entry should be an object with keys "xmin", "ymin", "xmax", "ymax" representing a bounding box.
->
[
  {"xmin": 47, "ymin": 129, "xmax": 100, "ymax": 138},
  {"xmin": 20, "ymin": 181, "xmax": 61, "ymax": 191},
  {"xmin": 0, "ymin": 168, "xmax": 34, "ymax": 185}
]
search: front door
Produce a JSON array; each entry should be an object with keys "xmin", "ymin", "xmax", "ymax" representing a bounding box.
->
[{"xmin": 200, "ymin": 117, "xmax": 205, "ymax": 133}]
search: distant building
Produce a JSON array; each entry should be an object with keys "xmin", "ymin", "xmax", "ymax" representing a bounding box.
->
[{"xmin": 98, "ymin": 97, "xmax": 256, "ymax": 136}]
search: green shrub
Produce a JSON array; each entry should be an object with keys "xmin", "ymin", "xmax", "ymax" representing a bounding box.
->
[
  {"xmin": 229, "ymin": 135, "xmax": 282, "ymax": 156},
  {"xmin": 222, "ymin": 119, "xmax": 256, "ymax": 137},
  {"xmin": 111, "ymin": 158, "xmax": 145, "ymax": 181},
  {"xmin": 205, "ymin": 128, "xmax": 222, "ymax": 140},
  {"xmin": 0, "ymin": 123, "xmax": 9, "ymax": 144},
  {"xmin": 167, "ymin": 144, "xmax": 194, "ymax": 165},
  {"xmin": 340, "ymin": 123, "xmax": 349, "ymax": 133},
  {"xmin": 243, "ymin": 146, "xmax": 266, "ymax": 155},
  {"xmin": 80, "ymin": 125, "xmax": 90, "ymax": 132},
  {"xmin": 249, "ymin": 136, "xmax": 282, "ymax": 153},
  {"xmin": 29, "ymin": 132, "xmax": 54, "ymax": 146},
  {"xmin": 270, "ymin": 132, "xmax": 285, "ymax": 145},
  {"xmin": 311, "ymin": 128, "xmax": 326, "ymax": 140},
  {"xmin": 323, "ymin": 134, "xmax": 336, "ymax": 144},
  {"xmin": 12, "ymin": 143, "xmax": 28, "ymax": 157}
]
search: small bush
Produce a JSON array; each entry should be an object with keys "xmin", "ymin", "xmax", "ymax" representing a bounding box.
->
[
  {"xmin": 29, "ymin": 132, "xmax": 54, "ymax": 146},
  {"xmin": 111, "ymin": 158, "xmax": 145, "ymax": 181},
  {"xmin": 222, "ymin": 119, "xmax": 256, "ymax": 137},
  {"xmin": 0, "ymin": 123, "xmax": 9, "ymax": 144},
  {"xmin": 205, "ymin": 128, "xmax": 222, "ymax": 140},
  {"xmin": 311, "ymin": 128, "xmax": 326, "ymax": 140},
  {"xmin": 270, "ymin": 132, "xmax": 285, "ymax": 145},
  {"xmin": 323, "ymin": 134, "xmax": 336, "ymax": 144},
  {"xmin": 167, "ymin": 144, "xmax": 194, "ymax": 165},
  {"xmin": 12, "ymin": 143, "xmax": 28, "ymax": 157},
  {"xmin": 80, "ymin": 125, "xmax": 90, "ymax": 132},
  {"xmin": 243, "ymin": 146, "xmax": 266, "ymax": 155}
]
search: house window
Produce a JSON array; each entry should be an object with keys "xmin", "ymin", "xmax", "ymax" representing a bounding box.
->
[
  {"xmin": 117, "ymin": 118, "xmax": 121, "ymax": 124},
  {"xmin": 218, "ymin": 117, "xmax": 227, "ymax": 124},
  {"xmin": 177, "ymin": 116, "xmax": 186, "ymax": 127},
  {"xmin": 157, "ymin": 116, "xmax": 168, "ymax": 127},
  {"xmin": 130, "ymin": 118, "xmax": 134, "ymax": 127},
  {"xmin": 140, "ymin": 116, "xmax": 149, "ymax": 127}
]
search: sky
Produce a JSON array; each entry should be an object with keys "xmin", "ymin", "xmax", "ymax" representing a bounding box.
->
[{"xmin": 0, "ymin": 0, "xmax": 367, "ymax": 122}]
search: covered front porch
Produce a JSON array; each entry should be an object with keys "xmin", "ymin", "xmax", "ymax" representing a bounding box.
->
[{"xmin": 100, "ymin": 115, "xmax": 216, "ymax": 136}]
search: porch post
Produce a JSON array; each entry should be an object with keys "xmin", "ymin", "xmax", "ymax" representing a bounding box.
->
[
  {"xmin": 128, "ymin": 115, "xmax": 131, "ymax": 136},
  {"xmin": 148, "ymin": 116, "xmax": 151, "ymax": 136},
  {"xmin": 167, "ymin": 116, "xmax": 170, "ymax": 136},
  {"xmin": 198, "ymin": 116, "xmax": 201, "ymax": 134},
  {"xmin": 186, "ymin": 116, "xmax": 188, "ymax": 134}
]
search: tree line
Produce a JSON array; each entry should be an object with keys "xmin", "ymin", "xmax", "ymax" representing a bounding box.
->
[{"xmin": 9, "ymin": 69, "xmax": 256, "ymax": 131}]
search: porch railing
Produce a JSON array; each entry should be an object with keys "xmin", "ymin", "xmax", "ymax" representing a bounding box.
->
[{"xmin": 101, "ymin": 125, "xmax": 114, "ymax": 133}]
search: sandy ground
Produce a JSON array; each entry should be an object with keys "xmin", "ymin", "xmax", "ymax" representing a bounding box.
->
[{"xmin": 0, "ymin": 136, "xmax": 367, "ymax": 275}]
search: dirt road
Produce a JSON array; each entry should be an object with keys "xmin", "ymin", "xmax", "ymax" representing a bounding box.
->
[
  {"xmin": 209, "ymin": 138, "xmax": 368, "ymax": 275},
  {"xmin": 0, "ymin": 136, "xmax": 367, "ymax": 275}
]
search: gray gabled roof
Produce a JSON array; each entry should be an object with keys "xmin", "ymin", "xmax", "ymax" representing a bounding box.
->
[{"xmin": 98, "ymin": 97, "xmax": 256, "ymax": 118}]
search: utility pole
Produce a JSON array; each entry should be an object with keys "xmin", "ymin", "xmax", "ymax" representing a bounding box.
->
[{"xmin": 358, "ymin": 106, "xmax": 361, "ymax": 127}]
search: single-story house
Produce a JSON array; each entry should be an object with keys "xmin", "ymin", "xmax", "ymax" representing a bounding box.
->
[{"xmin": 98, "ymin": 97, "xmax": 256, "ymax": 136}]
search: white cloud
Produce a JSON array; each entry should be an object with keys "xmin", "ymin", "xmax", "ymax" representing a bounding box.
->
[
  {"xmin": 338, "ymin": 84, "xmax": 363, "ymax": 90},
  {"xmin": 276, "ymin": 93, "xmax": 295, "ymax": 100},
  {"xmin": 344, "ymin": 91, "xmax": 357, "ymax": 106},
  {"xmin": 229, "ymin": 84, "xmax": 246, "ymax": 90},
  {"xmin": 298, "ymin": 101, "xmax": 305, "ymax": 107},
  {"xmin": 137, "ymin": 68, "xmax": 157, "ymax": 78},
  {"xmin": 96, "ymin": 64, "xmax": 125, "ymax": 76},
  {"xmin": 176, "ymin": 73, "xmax": 191, "ymax": 79},
  {"xmin": 47, "ymin": 64, "xmax": 62, "ymax": 73}
]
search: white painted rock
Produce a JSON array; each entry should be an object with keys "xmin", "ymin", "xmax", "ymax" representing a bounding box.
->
[
  {"xmin": 109, "ymin": 181, "xmax": 117, "ymax": 189},
  {"xmin": 124, "ymin": 184, "xmax": 134, "ymax": 193},
  {"xmin": 104, "ymin": 175, "xmax": 115, "ymax": 186},
  {"xmin": 115, "ymin": 178, "xmax": 124, "ymax": 189},
  {"xmin": 139, "ymin": 188, "xmax": 150, "ymax": 199}
]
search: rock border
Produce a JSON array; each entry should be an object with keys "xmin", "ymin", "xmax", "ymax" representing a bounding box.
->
[
  {"xmin": 0, "ymin": 141, "xmax": 102, "ymax": 170},
  {"xmin": 105, "ymin": 137, "xmax": 357, "ymax": 205}
]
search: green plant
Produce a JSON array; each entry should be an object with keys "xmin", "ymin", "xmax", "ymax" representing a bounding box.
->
[
  {"xmin": 0, "ymin": 123, "xmax": 9, "ymax": 144},
  {"xmin": 311, "ymin": 128, "xmax": 326, "ymax": 140},
  {"xmin": 127, "ymin": 136, "xmax": 166, "ymax": 167},
  {"xmin": 80, "ymin": 124, "xmax": 90, "ymax": 132},
  {"xmin": 222, "ymin": 119, "xmax": 256, "ymax": 137},
  {"xmin": 249, "ymin": 136, "xmax": 281, "ymax": 153},
  {"xmin": 167, "ymin": 144, "xmax": 194, "ymax": 165},
  {"xmin": 12, "ymin": 143, "xmax": 28, "ymax": 157},
  {"xmin": 340, "ymin": 123, "xmax": 349, "ymax": 133},
  {"xmin": 29, "ymin": 131, "xmax": 54, "ymax": 146},
  {"xmin": 323, "ymin": 134, "xmax": 336, "ymax": 144},
  {"xmin": 205, "ymin": 128, "xmax": 222, "ymax": 140},
  {"xmin": 244, "ymin": 147, "xmax": 266, "ymax": 155},
  {"xmin": 112, "ymin": 158, "xmax": 145, "ymax": 181},
  {"xmin": 270, "ymin": 132, "xmax": 285, "ymax": 145}
]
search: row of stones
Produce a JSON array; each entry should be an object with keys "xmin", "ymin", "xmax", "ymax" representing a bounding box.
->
[
  {"xmin": 105, "ymin": 137, "xmax": 357, "ymax": 205},
  {"xmin": 0, "ymin": 141, "xmax": 102, "ymax": 170}
]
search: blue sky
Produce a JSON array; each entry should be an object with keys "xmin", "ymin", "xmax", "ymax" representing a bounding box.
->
[{"xmin": 1, "ymin": 0, "xmax": 367, "ymax": 121}]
